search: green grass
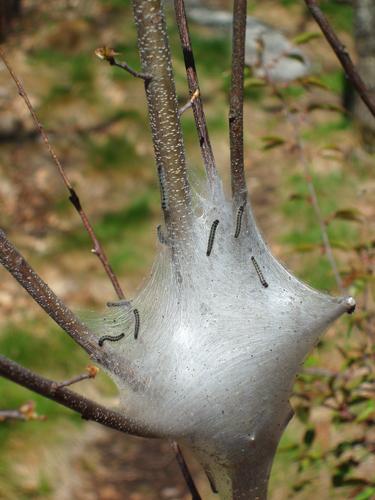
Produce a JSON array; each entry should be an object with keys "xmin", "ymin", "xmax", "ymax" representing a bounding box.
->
[
  {"xmin": 87, "ymin": 134, "xmax": 139, "ymax": 170},
  {"xmin": 282, "ymin": 171, "xmax": 359, "ymax": 289},
  {"xmin": 0, "ymin": 324, "xmax": 88, "ymax": 376},
  {"xmin": 302, "ymin": 118, "xmax": 351, "ymax": 141}
]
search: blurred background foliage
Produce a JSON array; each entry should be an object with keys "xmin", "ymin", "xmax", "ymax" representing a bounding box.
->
[{"xmin": 0, "ymin": 0, "xmax": 373, "ymax": 499}]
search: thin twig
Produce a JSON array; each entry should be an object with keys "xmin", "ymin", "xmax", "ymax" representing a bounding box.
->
[
  {"xmin": 51, "ymin": 365, "xmax": 99, "ymax": 391},
  {"xmin": 95, "ymin": 47, "xmax": 152, "ymax": 81},
  {"xmin": 291, "ymin": 124, "xmax": 344, "ymax": 292},
  {"xmin": 273, "ymin": 90, "xmax": 345, "ymax": 293},
  {"xmin": 0, "ymin": 401, "xmax": 44, "ymax": 422},
  {"xmin": 304, "ymin": 0, "xmax": 375, "ymax": 118},
  {"xmin": 174, "ymin": 0, "xmax": 217, "ymax": 188},
  {"xmin": 179, "ymin": 88, "xmax": 200, "ymax": 115},
  {"xmin": 0, "ymin": 410, "xmax": 27, "ymax": 421},
  {"xmin": 0, "ymin": 229, "xmax": 99, "ymax": 357},
  {"xmin": 229, "ymin": 0, "xmax": 248, "ymax": 205},
  {"xmin": 170, "ymin": 441, "xmax": 202, "ymax": 500},
  {"xmin": 0, "ymin": 355, "xmax": 156, "ymax": 438},
  {"xmin": 0, "ymin": 48, "xmax": 125, "ymax": 301}
]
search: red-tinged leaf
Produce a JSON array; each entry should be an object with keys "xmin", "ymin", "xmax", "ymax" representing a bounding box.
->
[{"xmin": 292, "ymin": 32, "xmax": 322, "ymax": 45}]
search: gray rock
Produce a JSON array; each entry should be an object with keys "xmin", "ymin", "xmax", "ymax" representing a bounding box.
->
[{"xmin": 187, "ymin": 7, "xmax": 310, "ymax": 83}]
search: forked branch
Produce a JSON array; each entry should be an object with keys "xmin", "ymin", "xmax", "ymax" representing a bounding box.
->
[
  {"xmin": 304, "ymin": 0, "xmax": 375, "ymax": 118},
  {"xmin": 229, "ymin": 0, "xmax": 248, "ymax": 205},
  {"xmin": 0, "ymin": 355, "xmax": 155, "ymax": 438}
]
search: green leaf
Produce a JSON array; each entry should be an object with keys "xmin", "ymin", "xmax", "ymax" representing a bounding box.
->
[
  {"xmin": 303, "ymin": 428, "xmax": 316, "ymax": 447},
  {"xmin": 300, "ymin": 76, "xmax": 330, "ymax": 90},
  {"xmin": 355, "ymin": 487, "xmax": 375, "ymax": 500},
  {"xmin": 292, "ymin": 32, "xmax": 322, "ymax": 45},
  {"xmin": 286, "ymin": 53, "xmax": 306, "ymax": 64},
  {"xmin": 356, "ymin": 400, "xmax": 375, "ymax": 422},
  {"xmin": 307, "ymin": 102, "xmax": 345, "ymax": 113},
  {"xmin": 296, "ymin": 406, "xmax": 310, "ymax": 423},
  {"xmin": 328, "ymin": 208, "xmax": 364, "ymax": 224},
  {"xmin": 244, "ymin": 77, "xmax": 266, "ymax": 88},
  {"xmin": 261, "ymin": 135, "xmax": 286, "ymax": 150}
]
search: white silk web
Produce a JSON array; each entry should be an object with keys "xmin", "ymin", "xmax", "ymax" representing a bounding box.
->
[{"xmin": 84, "ymin": 177, "xmax": 355, "ymax": 499}]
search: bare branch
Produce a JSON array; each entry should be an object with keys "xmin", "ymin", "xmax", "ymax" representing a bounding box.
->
[
  {"xmin": 51, "ymin": 365, "xmax": 99, "ymax": 391},
  {"xmin": 229, "ymin": 0, "xmax": 248, "ymax": 205},
  {"xmin": 0, "ymin": 355, "xmax": 156, "ymax": 438},
  {"xmin": 179, "ymin": 88, "xmax": 200, "ymax": 116},
  {"xmin": 0, "ymin": 401, "xmax": 44, "ymax": 422},
  {"xmin": 0, "ymin": 48, "xmax": 126, "ymax": 300},
  {"xmin": 95, "ymin": 47, "xmax": 152, "ymax": 81},
  {"xmin": 304, "ymin": 0, "xmax": 375, "ymax": 118},
  {"xmin": 0, "ymin": 229, "xmax": 101, "ymax": 358},
  {"xmin": 174, "ymin": 0, "xmax": 217, "ymax": 188},
  {"xmin": 170, "ymin": 441, "xmax": 202, "ymax": 500},
  {"xmin": 132, "ymin": 0, "xmax": 192, "ymax": 239}
]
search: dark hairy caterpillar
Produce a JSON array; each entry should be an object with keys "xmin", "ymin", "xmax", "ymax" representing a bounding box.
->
[
  {"xmin": 206, "ymin": 219, "xmax": 219, "ymax": 256},
  {"xmin": 133, "ymin": 308, "xmax": 140, "ymax": 339},
  {"xmin": 158, "ymin": 166, "xmax": 168, "ymax": 211},
  {"xmin": 98, "ymin": 332, "xmax": 125, "ymax": 347},
  {"xmin": 251, "ymin": 256, "xmax": 269, "ymax": 288},
  {"xmin": 234, "ymin": 203, "xmax": 246, "ymax": 238},
  {"xmin": 157, "ymin": 224, "xmax": 168, "ymax": 245}
]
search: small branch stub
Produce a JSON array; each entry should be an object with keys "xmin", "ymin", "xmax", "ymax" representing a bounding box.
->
[{"xmin": 95, "ymin": 47, "xmax": 152, "ymax": 81}]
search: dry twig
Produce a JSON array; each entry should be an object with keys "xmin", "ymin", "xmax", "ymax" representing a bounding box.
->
[
  {"xmin": 0, "ymin": 48, "xmax": 126, "ymax": 301},
  {"xmin": 174, "ymin": 0, "xmax": 217, "ymax": 188},
  {"xmin": 0, "ymin": 355, "xmax": 155, "ymax": 438},
  {"xmin": 304, "ymin": 0, "xmax": 375, "ymax": 118}
]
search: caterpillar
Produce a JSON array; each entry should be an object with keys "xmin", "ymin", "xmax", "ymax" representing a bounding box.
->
[
  {"xmin": 133, "ymin": 308, "xmax": 140, "ymax": 339},
  {"xmin": 158, "ymin": 166, "xmax": 168, "ymax": 211},
  {"xmin": 234, "ymin": 203, "xmax": 246, "ymax": 238},
  {"xmin": 206, "ymin": 219, "xmax": 219, "ymax": 256},
  {"xmin": 98, "ymin": 332, "xmax": 125, "ymax": 347},
  {"xmin": 251, "ymin": 256, "xmax": 269, "ymax": 288},
  {"xmin": 106, "ymin": 300, "xmax": 131, "ymax": 308},
  {"xmin": 157, "ymin": 224, "xmax": 168, "ymax": 245}
]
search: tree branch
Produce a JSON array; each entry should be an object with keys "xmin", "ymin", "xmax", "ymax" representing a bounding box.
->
[
  {"xmin": 174, "ymin": 0, "xmax": 217, "ymax": 190},
  {"xmin": 0, "ymin": 355, "xmax": 156, "ymax": 438},
  {"xmin": 0, "ymin": 229, "xmax": 101, "ymax": 358},
  {"xmin": 229, "ymin": 0, "xmax": 248, "ymax": 205},
  {"xmin": 304, "ymin": 0, "xmax": 375, "ymax": 118},
  {"xmin": 132, "ymin": 0, "xmax": 192, "ymax": 240},
  {"xmin": 95, "ymin": 47, "xmax": 152, "ymax": 81},
  {"xmin": 171, "ymin": 441, "xmax": 202, "ymax": 500},
  {"xmin": 0, "ymin": 47, "xmax": 126, "ymax": 300}
]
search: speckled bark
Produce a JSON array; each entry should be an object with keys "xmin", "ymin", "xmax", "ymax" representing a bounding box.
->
[{"xmin": 132, "ymin": 0, "xmax": 191, "ymax": 240}]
